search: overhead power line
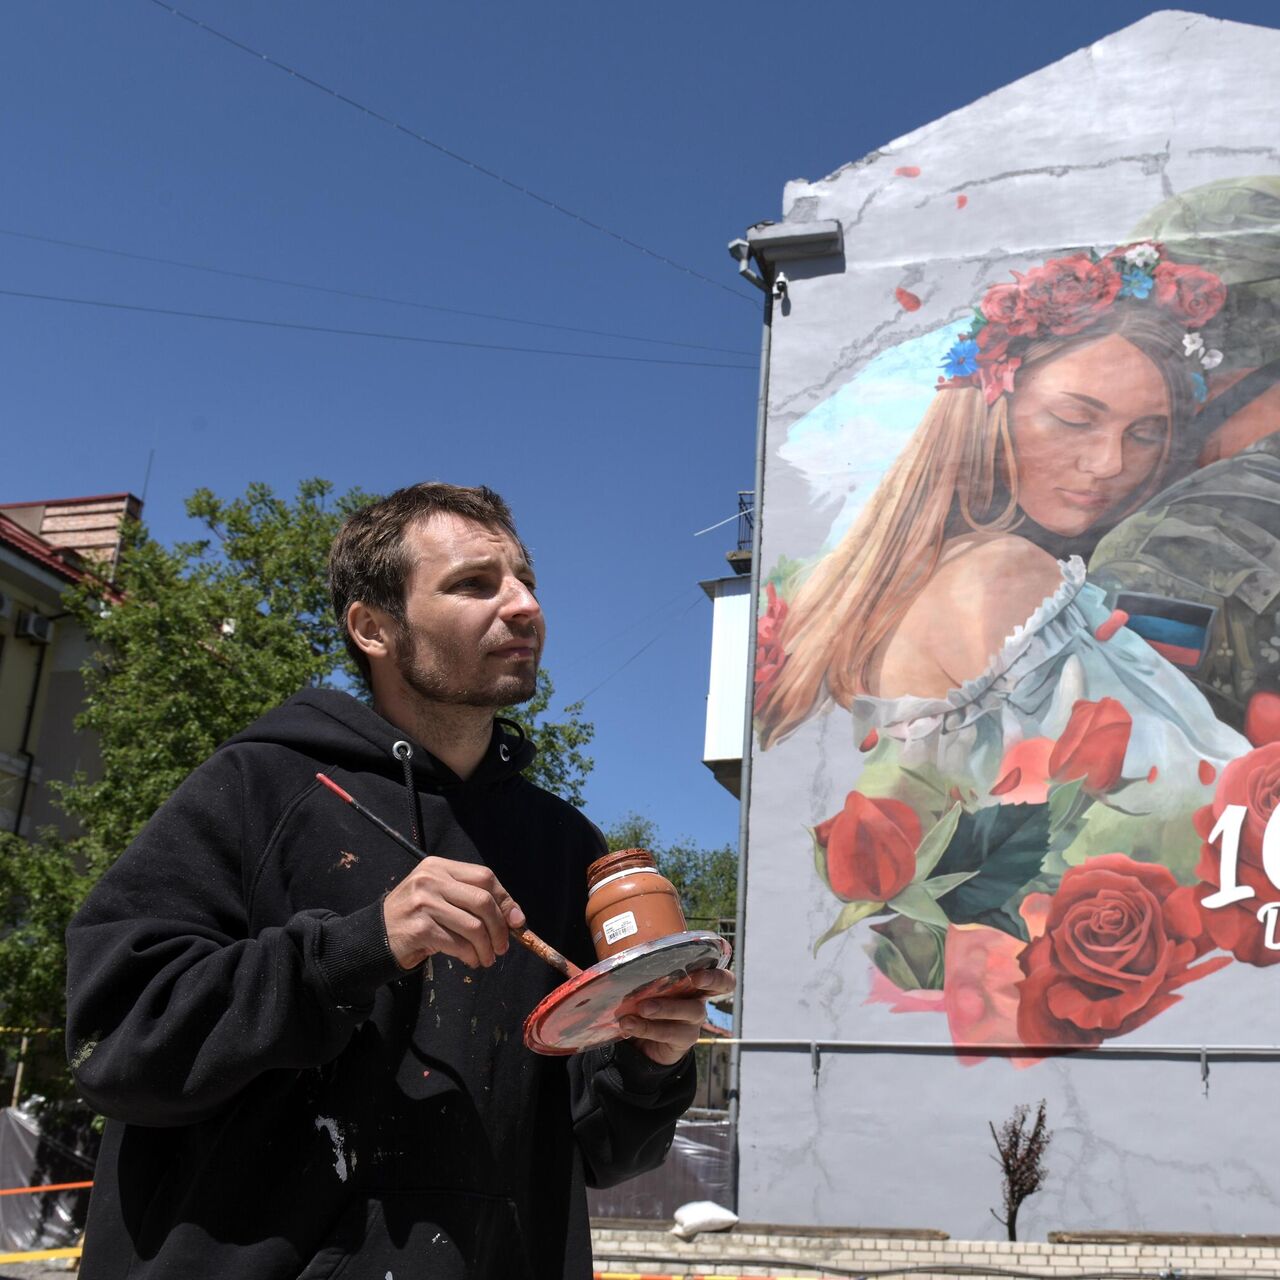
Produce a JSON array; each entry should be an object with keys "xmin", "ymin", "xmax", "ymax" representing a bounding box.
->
[
  {"xmin": 569, "ymin": 596, "xmax": 704, "ymax": 706},
  {"xmin": 0, "ymin": 285, "xmax": 755, "ymax": 369},
  {"xmin": 146, "ymin": 1, "xmax": 755, "ymax": 306},
  {"xmin": 0, "ymin": 227, "xmax": 754, "ymax": 358}
]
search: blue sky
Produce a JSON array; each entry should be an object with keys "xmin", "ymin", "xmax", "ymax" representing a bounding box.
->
[{"xmin": 4, "ymin": 1, "xmax": 1277, "ymax": 851}]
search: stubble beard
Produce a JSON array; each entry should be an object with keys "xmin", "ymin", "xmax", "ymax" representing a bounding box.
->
[{"xmin": 394, "ymin": 624, "xmax": 539, "ymax": 709}]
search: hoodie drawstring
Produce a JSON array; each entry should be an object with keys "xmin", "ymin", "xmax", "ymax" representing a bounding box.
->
[{"xmin": 391, "ymin": 741, "xmax": 423, "ymax": 850}]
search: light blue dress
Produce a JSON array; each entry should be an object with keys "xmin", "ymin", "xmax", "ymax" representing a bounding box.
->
[{"xmin": 849, "ymin": 557, "xmax": 1248, "ymax": 816}]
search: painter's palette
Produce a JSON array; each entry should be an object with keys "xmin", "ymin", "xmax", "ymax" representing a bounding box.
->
[{"xmin": 523, "ymin": 930, "xmax": 732, "ymax": 1056}]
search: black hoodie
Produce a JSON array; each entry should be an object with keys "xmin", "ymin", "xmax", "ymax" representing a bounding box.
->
[{"xmin": 65, "ymin": 689, "xmax": 694, "ymax": 1279}]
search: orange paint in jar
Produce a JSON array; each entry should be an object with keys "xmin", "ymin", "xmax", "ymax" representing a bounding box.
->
[{"xmin": 585, "ymin": 848, "xmax": 686, "ymax": 961}]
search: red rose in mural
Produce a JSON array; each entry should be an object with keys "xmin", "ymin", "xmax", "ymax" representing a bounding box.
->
[
  {"xmin": 753, "ymin": 582, "xmax": 788, "ymax": 715},
  {"xmin": 816, "ymin": 791, "xmax": 920, "ymax": 903},
  {"xmin": 1048, "ymin": 697, "xmax": 1132, "ymax": 792},
  {"xmin": 944, "ymin": 924, "xmax": 1038, "ymax": 1066},
  {"xmin": 974, "ymin": 320, "xmax": 1014, "ymax": 364},
  {"xmin": 979, "ymin": 283, "xmax": 1033, "ymax": 337},
  {"xmin": 1200, "ymin": 741, "xmax": 1280, "ymax": 862},
  {"xmin": 1017, "ymin": 855, "xmax": 1230, "ymax": 1048},
  {"xmin": 1244, "ymin": 691, "xmax": 1280, "ymax": 748},
  {"xmin": 1016, "ymin": 255, "xmax": 1123, "ymax": 336},
  {"xmin": 1152, "ymin": 261, "xmax": 1227, "ymax": 328}
]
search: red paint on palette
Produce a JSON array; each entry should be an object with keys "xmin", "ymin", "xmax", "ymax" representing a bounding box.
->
[
  {"xmin": 895, "ymin": 165, "xmax": 921, "ymax": 177},
  {"xmin": 524, "ymin": 932, "xmax": 731, "ymax": 1056},
  {"xmin": 956, "ymin": 194, "xmax": 968, "ymax": 209},
  {"xmin": 860, "ymin": 729, "xmax": 879, "ymax": 751},
  {"xmin": 1148, "ymin": 766, "xmax": 1159, "ymax": 783},
  {"xmin": 895, "ymin": 288, "xmax": 922, "ymax": 312},
  {"xmin": 1199, "ymin": 760, "xmax": 1217, "ymax": 785}
]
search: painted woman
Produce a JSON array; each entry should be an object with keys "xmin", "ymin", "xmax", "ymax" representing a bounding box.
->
[{"xmin": 755, "ymin": 245, "xmax": 1246, "ymax": 800}]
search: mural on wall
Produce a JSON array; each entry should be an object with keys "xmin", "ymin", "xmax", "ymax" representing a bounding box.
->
[{"xmin": 755, "ymin": 176, "xmax": 1280, "ymax": 1057}]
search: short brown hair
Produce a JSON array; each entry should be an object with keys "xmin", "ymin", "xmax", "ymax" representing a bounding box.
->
[{"xmin": 328, "ymin": 482, "xmax": 527, "ymax": 683}]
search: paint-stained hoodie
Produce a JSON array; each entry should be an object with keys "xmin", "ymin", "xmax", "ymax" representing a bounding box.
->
[{"xmin": 66, "ymin": 688, "xmax": 695, "ymax": 1280}]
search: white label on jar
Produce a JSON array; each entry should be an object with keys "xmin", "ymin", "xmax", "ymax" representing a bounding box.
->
[{"xmin": 602, "ymin": 910, "xmax": 638, "ymax": 946}]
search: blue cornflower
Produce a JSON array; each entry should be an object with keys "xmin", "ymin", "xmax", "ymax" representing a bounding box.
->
[
  {"xmin": 1119, "ymin": 267, "xmax": 1154, "ymax": 300},
  {"xmin": 942, "ymin": 337, "xmax": 980, "ymax": 378},
  {"xmin": 1190, "ymin": 371, "xmax": 1208, "ymax": 404}
]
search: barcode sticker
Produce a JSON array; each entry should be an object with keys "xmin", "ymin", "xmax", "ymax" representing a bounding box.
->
[{"xmin": 602, "ymin": 910, "xmax": 638, "ymax": 945}]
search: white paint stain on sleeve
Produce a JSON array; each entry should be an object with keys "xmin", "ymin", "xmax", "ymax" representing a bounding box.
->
[{"xmin": 314, "ymin": 1115, "xmax": 350, "ymax": 1182}]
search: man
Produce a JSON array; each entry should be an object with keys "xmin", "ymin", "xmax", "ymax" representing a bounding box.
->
[{"xmin": 66, "ymin": 483, "xmax": 733, "ymax": 1279}]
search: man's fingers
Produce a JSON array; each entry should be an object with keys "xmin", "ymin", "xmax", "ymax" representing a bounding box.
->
[
  {"xmin": 619, "ymin": 1014, "xmax": 700, "ymax": 1063},
  {"xmin": 424, "ymin": 859, "xmax": 526, "ymax": 933},
  {"xmin": 429, "ymin": 900, "xmax": 501, "ymax": 966},
  {"xmin": 692, "ymin": 968, "xmax": 736, "ymax": 996},
  {"xmin": 630, "ymin": 995, "xmax": 707, "ymax": 1025},
  {"xmin": 383, "ymin": 856, "xmax": 528, "ymax": 970},
  {"xmin": 436, "ymin": 879, "xmax": 510, "ymax": 959}
]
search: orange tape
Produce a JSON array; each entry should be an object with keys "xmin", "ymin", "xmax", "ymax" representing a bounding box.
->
[{"xmin": 0, "ymin": 1180, "xmax": 93, "ymax": 1197}]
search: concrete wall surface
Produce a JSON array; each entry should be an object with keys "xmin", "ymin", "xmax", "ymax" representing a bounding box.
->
[{"xmin": 740, "ymin": 9, "xmax": 1280, "ymax": 1238}]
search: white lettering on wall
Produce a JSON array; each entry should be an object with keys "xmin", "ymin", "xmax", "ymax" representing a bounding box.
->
[
  {"xmin": 1201, "ymin": 804, "xmax": 1253, "ymax": 908},
  {"xmin": 1257, "ymin": 902, "xmax": 1280, "ymax": 952}
]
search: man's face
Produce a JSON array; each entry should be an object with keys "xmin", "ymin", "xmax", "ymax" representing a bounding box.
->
[{"xmin": 390, "ymin": 513, "xmax": 544, "ymax": 708}]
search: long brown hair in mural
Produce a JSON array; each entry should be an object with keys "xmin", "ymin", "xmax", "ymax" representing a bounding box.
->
[{"xmin": 755, "ymin": 179, "xmax": 1280, "ymax": 1057}]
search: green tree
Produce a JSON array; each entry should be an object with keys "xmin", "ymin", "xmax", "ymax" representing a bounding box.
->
[
  {"xmin": 604, "ymin": 813, "xmax": 737, "ymax": 930},
  {"xmin": 500, "ymin": 671, "xmax": 593, "ymax": 807},
  {"xmin": 0, "ymin": 478, "xmax": 594, "ymax": 1095},
  {"xmin": 57, "ymin": 479, "xmax": 369, "ymax": 855}
]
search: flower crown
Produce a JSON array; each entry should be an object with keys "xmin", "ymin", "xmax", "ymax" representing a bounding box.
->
[{"xmin": 940, "ymin": 242, "xmax": 1227, "ymax": 405}]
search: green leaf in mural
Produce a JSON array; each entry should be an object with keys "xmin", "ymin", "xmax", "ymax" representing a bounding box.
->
[
  {"xmin": 912, "ymin": 803, "xmax": 962, "ymax": 881},
  {"xmin": 867, "ymin": 915, "xmax": 948, "ymax": 990},
  {"xmin": 887, "ymin": 881, "xmax": 951, "ymax": 928},
  {"xmin": 1058, "ymin": 802, "xmax": 1202, "ymax": 883},
  {"xmin": 856, "ymin": 756, "xmax": 966, "ymax": 826},
  {"xmin": 932, "ymin": 802, "xmax": 1052, "ymax": 940},
  {"xmin": 762, "ymin": 554, "xmax": 809, "ymax": 599},
  {"xmin": 1048, "ymin": 776, "xmax": 1088, "ymax": 833},
  {"xmin": 813, "ymin": 899, "xmax": 881, "ymax": 955},
  {"xmin": 922, "ymin": 870, "xmax": 979, "ymax": 899}
]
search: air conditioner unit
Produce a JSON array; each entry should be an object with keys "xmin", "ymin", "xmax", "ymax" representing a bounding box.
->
[
  {"xmin": 0, "ymin": 591, "xmax": 11, "ymax": 620},
  {"xmin": 16, "ymin": 611, "xmax": 54, "ymax": 644}
]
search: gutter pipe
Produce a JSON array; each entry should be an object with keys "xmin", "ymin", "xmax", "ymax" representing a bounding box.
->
[{"xmin": 725, "ymin": 235, "xmax": 773, "ymax": 1214}]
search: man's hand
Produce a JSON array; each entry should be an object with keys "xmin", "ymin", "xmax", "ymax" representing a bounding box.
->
[
  {"xmin": 382, "ymin": 857, "xmax": 525, "ymax": 970},
  {"xmin": 619, "ymin": 967, "xmax": 737, "ymax": 1066}
]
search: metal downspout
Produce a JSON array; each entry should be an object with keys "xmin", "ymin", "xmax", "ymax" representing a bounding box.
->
[
  {"xmin": 728, "ymin": 253, "xmax": 774, "ymax": 1214},
  {"xmin": 12, "ymin": 636, "xmax": 51, "ymax": 836}
]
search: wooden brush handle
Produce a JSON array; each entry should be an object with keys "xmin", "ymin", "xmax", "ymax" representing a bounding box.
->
[{"xmin": 511, "ymin": 926, "xmax": 582, "ymax": 980}]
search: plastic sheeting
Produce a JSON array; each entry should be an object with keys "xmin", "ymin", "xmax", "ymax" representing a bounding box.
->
[
  {"xmin": 0, "ymin": 1101, "xmax": 95, "ymax": 1252},
  {"xmin": 587, "ymin": 1111, "xmax": 731, "ymax": 1220}
]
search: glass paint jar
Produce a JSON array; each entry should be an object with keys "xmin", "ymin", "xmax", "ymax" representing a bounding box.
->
[{"xmin": 585, "ymin": 848, "xmax": 686, "ymax": 960}]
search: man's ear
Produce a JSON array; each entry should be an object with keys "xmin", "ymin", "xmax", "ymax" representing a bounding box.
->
[{"xmin": 346, "ymin": 601, "xmax": 395, "ymax": 661}]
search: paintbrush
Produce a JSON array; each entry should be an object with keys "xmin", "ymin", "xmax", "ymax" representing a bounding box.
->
[{"xmin": 315, "ymin": 772, "xmax": 582, "ymax": 980}]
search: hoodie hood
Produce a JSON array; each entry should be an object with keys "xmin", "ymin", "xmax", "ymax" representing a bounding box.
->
[{"xmin": 222, "ymin": 688, "xmax": 536, "ymax": 788}]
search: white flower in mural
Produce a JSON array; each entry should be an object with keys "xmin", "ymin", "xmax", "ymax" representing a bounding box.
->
[
  {"xmin": 1183, "ymin": 332, "xmax": 1205, "ymax": 357},
  {"xmin": 1201, "ymin": 348, "xmax": 1224, "ymax": 370},
  {"xmin": 1123, "ymin": 241, "xmax": 1160, "ymax": 270}
]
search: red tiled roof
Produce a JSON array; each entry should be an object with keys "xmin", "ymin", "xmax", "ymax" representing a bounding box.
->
[
  {"xmin": 0, "ymin": 492, "xmax": 136, "ymax": 509},
  {"xmin": 0, "ymin": 512, "xmax": 89, "ymax": 585}
]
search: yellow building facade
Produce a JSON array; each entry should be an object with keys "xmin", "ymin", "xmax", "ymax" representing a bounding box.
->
[{"xmin": 0, "ymin": 494, "xmax": 139, "ymax": 838}]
